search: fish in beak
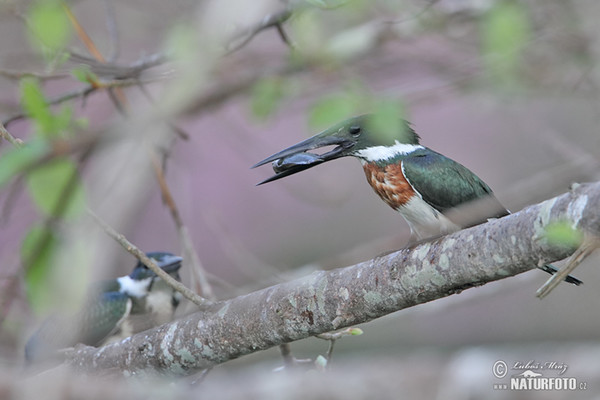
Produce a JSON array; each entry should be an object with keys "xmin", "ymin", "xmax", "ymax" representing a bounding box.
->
[{"xmin": 251, "ymin": 125, "xmax": 357, "ymax": 185}]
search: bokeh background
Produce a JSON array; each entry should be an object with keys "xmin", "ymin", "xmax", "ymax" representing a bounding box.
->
[{"xmin": 0, "ymin": 0, "xmax": 599, "ymax": 397}]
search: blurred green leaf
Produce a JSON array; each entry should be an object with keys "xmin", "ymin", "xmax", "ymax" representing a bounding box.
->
[
  {"xmin": 26, "ymin": 158, "xmax": 86, "ymax": 219},
  {"xmin": 27, "ymin": 1, "xmax": 71, "ymax": 51},
  {"xmin": 250, "ymin": 78, "xmax": 285, "ymax": 121},
  {"xmin": 309, "ymin": 94, "xmax": 360, "ymax": 130},
  {"xmin": 289, "ymin": 9, "xmax": 325, "ymax": 56},
  {"xmin": 545, "ymin": 222, "xmax": 583, "ymax": 249},
  {"xmin": 348, "ymin": 327, "xmax": 363, "ymax": 336},
  {"xmin": 71, "ymin": 65, "xmax": 98, "ymax": 84},
  {"xmin": 0, "ymin": 140, "xmax": 47, "ymax": 188},
  {"xmin": 482, "ymin": 1, "xmax": 530, "ymax": 85},
  {"xmin": 22, "ymin": 224, "xmax": 59, "ymax": 315},
  {"xmin": 21, "ymin": 77, "xmax": 73, "ymax": 137},
  {"xmin": 365, "ymin": 99, "xmax": 407, "ymax": 143},
  {"xmin": 21, "ymin": 78, "xmax": 53, "ymax": 136}
]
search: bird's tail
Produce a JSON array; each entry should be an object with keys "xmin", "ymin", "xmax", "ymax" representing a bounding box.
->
[{"xmin": 538, "ymin": 264, "xmax": 583, "ymax": 286}]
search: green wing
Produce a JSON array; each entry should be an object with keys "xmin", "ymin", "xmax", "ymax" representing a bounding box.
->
[
  {"xmin": 402, "ymin": 148, "xmax": 508, "ymax": 216},
  {"xmin": 76, "ymin": 291, "xmax": 131, "ymax": 346},
  {"xmin": 25, "ymin": 292, "xmax": 131, "ymax": 362}
]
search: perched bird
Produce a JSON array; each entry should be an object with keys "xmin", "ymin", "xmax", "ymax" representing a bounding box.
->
[
  {"xmin": 253, "ymin": 114, "xmax": 582, "ymax": 285},
  {"xmin": 25, "ymin": 252, "xmax": 183, "ymax": 363}
]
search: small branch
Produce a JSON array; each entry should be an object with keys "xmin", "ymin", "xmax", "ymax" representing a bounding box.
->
[
  {"xmin": 278, "ymin": 344, "xmax": 295, "ymax": 368},
  {"xmin": 86, "ymin": 209, "xmax": 212, "ymax": 308},
  {"xmin": 0, "ymin": 69, "xmax": 70, "ymax": 81},
  {"xmin": 63, "ymin": 2, "xmax": 105, "ymax": 62},
  {"xmin": 149, "ymin": 151, "xmax": 216, "ymax": 301},
  {"xmin": 68, "ymin": 52, "xmax": 168, "ymax": 80},
  {"xmin": 3, "ymin": 76, "xmax": 167, "ymax": 127},
  {"xmin": 226, "ymin": 8, "xmax": 294, "ymax": 54},
  {"xmin": 317, "ymin": 327, "xmax": 363, "ymax": 363},
  {"xmin": 0, "ymin": 122, "xmax": 23, "ymax": 147},
  {"xmin": 536, "ymin": 235, "xmax": 600, "ymax": 299},
  {"xmin": 63, "ymin": 2, "xmax": 130, "ymax": 114}
]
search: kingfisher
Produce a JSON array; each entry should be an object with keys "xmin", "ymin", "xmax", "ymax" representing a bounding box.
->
[
  {"xmin": 252, "ymin": 114, "xmax": 582, "ymax": 286},
  {"xmin": 25, "ymin": 252, "xmax": 183, "ymax": 363}
]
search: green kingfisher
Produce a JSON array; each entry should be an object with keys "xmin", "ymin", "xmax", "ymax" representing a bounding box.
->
[
  {"xmin": 252, "ymin": 114, "xmax": 582, "ymax": 286},
  {"xmin": 25, "ymin": 252, "xmax": 183, "ymax": 363}
]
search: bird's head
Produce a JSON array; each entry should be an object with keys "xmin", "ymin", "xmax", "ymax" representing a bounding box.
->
[
  {"xmin": 118, "ymin": 252, "xmax": 183, "ymax": 298},
  {"xmin": 252, "ymin": 114, "xmax": 420, "ymax": 184}
]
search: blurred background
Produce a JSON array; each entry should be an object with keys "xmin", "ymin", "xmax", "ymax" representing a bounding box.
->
[{"xmin": 0, "ymin": 0, "xmax": 599, "ymax": 397}]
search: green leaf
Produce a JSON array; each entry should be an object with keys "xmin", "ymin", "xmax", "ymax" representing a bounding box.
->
[
  {"xmin": 26, "ymin": 158, "xmax": 86, "ymax": 219},
  {"xmin": 71, "ymin": 65, "xmax": 98, "ymax": 84},
  {"xmin": 347, "ymin": 327, "xmax": 363, "ymax": 336},
  {"xmin": 482, "ymin": 1, "xmax": 530, "ymax": 85},
  {"xmin": 544, "ymin": 222, "xmax": 583, "ymax": 249},
  {"xmin": 308, "ymin": 94, "xmax": 360, "ymax": 130},
  {"xmin": 365, "ymin": 99, "xmax": 407, "ymax": 144},
  {"xmin": 0, "ymin": 140, "xmax": 48, "ymax": 188},
  {"xmin": 27, "ymin": 1, "xmax": 71, "ymax": 51},
  {"xmin": 20, "ymin": 77, "xmax": 74, "ymax": 137},
  {"xmin": 250, "ymin": 78, "xmax": 285, "ymax": 121},
  {"xmin": 21, "ymin": 77, "xmax": 53, "ymax": 136},
  {"xmin": 22, "ymin": 224, "xmax": 59, "ymax": 315}
]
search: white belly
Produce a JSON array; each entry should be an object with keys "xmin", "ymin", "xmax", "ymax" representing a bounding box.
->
[{"xmin": 399, "ymin": 195, "xmax": 460, "ymax": 241}]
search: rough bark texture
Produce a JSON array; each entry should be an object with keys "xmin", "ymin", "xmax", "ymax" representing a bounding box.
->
[{"xmin": 66, "ymin": 182, "xmax": 599, "ymax": 376}]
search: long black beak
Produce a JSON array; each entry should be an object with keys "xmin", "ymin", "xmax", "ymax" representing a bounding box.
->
[
  {"xmin": 252, "ymin": 133, "xmax": 355, "ymax": 185},
  {"xmin": 155, "ymin": 254, "xmax": 183, "ymax": 274}
]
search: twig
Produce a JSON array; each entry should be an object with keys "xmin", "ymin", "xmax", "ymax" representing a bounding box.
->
[
  {"xmin": 278, "ymin": 343, "xmax": 295, "ymax": 368},
  {"xmin": 149, "ymin": 151, "xmax": 216, "ymax": 301},
  {"xmin": 63, "ymin": 2, "xmax": 129, "ymax": 112},
  {"xmin": 3, "ymin": 76, "xmax": 166, "ymax": 127},
  {"xmin": 536, "ymin": 235, "xmax": 600, "ymax": 299},
  {"xmin": 62, "ymin": 2, "xmax": 104, "ymax": 62},
  {"xmin": 226, "ymin": 8, "xmax": 294, "ymax": 54},
  {"xmin": 68, "ymin": 52, "xmax": 168, "ymax": 80},
  {"xmin": 86, "ymin": 208, "xmax": 212, "ymax": 308},
  {"xmin": 0, "ymin": 69, "xmax": 70, "ymax": 81},
  {"xmin": 317, "ymin": 327, "xmax": 363, "ymax": 363},
  {"xmin": 0, "ymin": 121, "xmax": 23, "ymax": 147}
]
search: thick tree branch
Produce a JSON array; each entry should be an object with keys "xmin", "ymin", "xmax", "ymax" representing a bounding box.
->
[{"xmin": 66, "ymin": 181, "xmax": 599, "ymax": 376}]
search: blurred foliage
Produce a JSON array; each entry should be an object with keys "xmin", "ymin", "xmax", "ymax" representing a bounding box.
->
[
  {"xmin": 0, "ymin": 140, "xmax": 47, "ymax": 188},
  {"xmin": 309, "ymin": 93, "xmax": 362, "ymax": 129},
  {"xmin": 0, "ymin": 77, "xmax": 87, "ymax": 315},
  {"xmin": 305, "ymin": 0, "xmax": 352, "ymax": 9},
  {"xmin": 365, "ymin": 99, "xmax": 407, "ymax": 144},
  {"xmin": 21, "ymin": 78, "xmax": 73, "ymax": 138},
  {"xmin": 22, "ymin": 225, "xmax": 60, "ymax": 315},
  {"xmin": 308, "ymin": 84, "xmax": 406, "ymax": 135},
  {"xmin": 26, "ymin": 0, "xmax": 71, "ymax": 64},
  {"xmin": 250, "ymin": 78, "xmax": 286, "ymax": 121},
  {"xmin": 25, "ymin": 158, "xmax": 85, "ymax": 219},
  {"xmin": 71, "ymin": 65, "xmax": 99, "ymax": 85},
  {"xmin": 481, "ymin": 0, "xmax": 531, "ymax": 87},
  {"xmin": 544, "ymin": 222, "xmax": 584, "ymax": 250}
]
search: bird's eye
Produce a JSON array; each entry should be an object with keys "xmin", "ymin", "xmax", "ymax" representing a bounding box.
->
[{"xmin": 349, "ymin": 125, "xmax": 361, "ymax": 136}]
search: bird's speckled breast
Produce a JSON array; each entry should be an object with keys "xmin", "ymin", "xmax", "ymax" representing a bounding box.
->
[{"xmin": 362, "ymin": 161, "xmax": 415, "ymax": 210}]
